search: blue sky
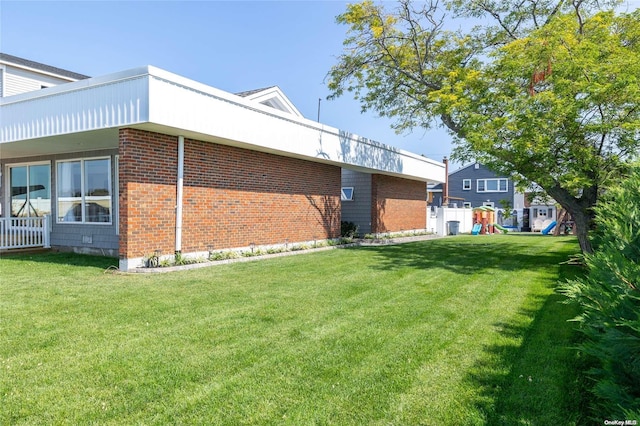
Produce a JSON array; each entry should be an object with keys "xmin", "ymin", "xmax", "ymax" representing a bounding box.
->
[
  {"xmin": 0, "ymin": 0, "xmax": 456, "ymax": 167},
  {"xmin": 2, "ymin": 1, "xmax": 638, "ymax": 171}
]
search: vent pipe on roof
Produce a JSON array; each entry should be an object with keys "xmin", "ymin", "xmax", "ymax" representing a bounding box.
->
[{"xmin": 175, "ymin": 135, "xmax": 184, "ymax": 254}]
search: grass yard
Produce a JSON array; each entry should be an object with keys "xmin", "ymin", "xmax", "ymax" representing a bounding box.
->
[{"xmin": 0, "ymin": 235, "xmax": 585, "ymax": 425}]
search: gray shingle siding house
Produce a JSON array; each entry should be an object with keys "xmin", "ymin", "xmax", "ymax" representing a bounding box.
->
[{"xmin": 431, "ymin": 163, "xmax": 514, "ymax": 209}]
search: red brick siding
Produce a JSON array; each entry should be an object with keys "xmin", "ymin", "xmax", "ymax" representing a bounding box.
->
[
  {"xmin": 119, "ymin": 129, "xmax": 178, "ymax": 258},
  {"xmin": 371, "ymin": 174, "xmax": 426, "ymax": 233},
  {"xmin": 119, "ymin": 128, "xmax": 341, "ymax": 258}
]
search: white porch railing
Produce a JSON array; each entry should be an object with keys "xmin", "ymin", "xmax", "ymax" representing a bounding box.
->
[{"xmin": 0, "ymin": 215, "xmax": 51, "ymax": 250}]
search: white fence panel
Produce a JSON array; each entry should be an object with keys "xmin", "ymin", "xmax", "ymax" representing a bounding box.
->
[
  {"xmin": 427, "ymin": 207, "xmax": 473, "ymax": 236},
  {"xmin": 0, "ymin": 215, "xmax": 50, "ymax": 250}
]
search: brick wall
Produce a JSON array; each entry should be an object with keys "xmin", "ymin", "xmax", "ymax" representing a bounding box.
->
[
  {"xmin": 119, "ymin": 129, "xmax": 178, "ymax": 258},
  {"xmin": 119, "ymin": 128, "xmax": 341, "ymax": 259},
  {"xmin": 371, "ymin": 174, "xmax": 427, "ymax": 233}
]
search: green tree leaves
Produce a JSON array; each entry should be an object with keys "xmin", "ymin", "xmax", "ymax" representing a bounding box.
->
[{"xmin": 328, "ymin": 1, "xmax": 640, "ymax": 253}]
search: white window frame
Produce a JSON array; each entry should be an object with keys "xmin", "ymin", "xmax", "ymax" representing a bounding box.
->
[
  {"xmin": 463, "ymin": 202, "xmax": 472, "ymax": 208},
  {"xmin": 483, "ymin": 201, "xmax": 495, "ymax": 208},
  {"xmin": 462, "ymin": 179, "xmax": 471, "ymax": 190},
  {"xmin": 341, "ymin": 187, "xmax": 354, "ymax": 201},
  {"xmin": 5, "ymin": 161, "xmax": 52, "ymax": 218},
  {"xmin": 477, "ymin": 178, "xmax": 508, "ymax": 193},
  {"xmin": 56, "ymin": 156, "xmax": 112, "ymax": 225}
]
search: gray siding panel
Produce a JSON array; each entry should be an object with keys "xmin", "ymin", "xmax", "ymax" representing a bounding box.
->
[
  {"xmin": 447, "ymin": 163, "xmax": 514, "ymax": 208},
  {"xmin": 341, "ymin": 169, "xmax": 372, "ymax": 235},
  {"xmin": 50, "ymin": 224, "xmax": 118, "ymax": 251}
]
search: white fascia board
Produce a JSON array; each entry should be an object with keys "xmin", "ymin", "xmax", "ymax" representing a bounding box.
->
[
  {"xmin": 146, "ymin": 66, "xmax": 308, "ymax": 123},
  {"xmin": 0, "ymin": 65, "xmax": 445, "ymax": 183},
  {"xmin": 0, "ymin": 66, "xmax": 153, "ymax": 104},
  {"xmin": 0, "ymin": 68, "xmax": 150, "ymax": 143}
]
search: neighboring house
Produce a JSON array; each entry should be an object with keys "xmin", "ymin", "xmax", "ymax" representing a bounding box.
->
[
  {"xmin": 430, "ymin": 163, "xmax": 514, "ymax": 209},
  {"xmin": 514, "ymin": 192, "xmax": 558, "ymax": 232},
  {"xmin": 428, "ymin": 162, "xmax": 558, "ymax": 231},
  {"xmin": 0, "ymin": 53, "xmax": 445, "ymax": 270},
  {"xmin": 0, "ymin": 52, "xmax": 90, "ymax": 96}
]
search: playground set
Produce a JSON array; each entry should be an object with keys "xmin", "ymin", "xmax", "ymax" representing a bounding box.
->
[
  {"xmin": 471, "ymin": 206, "xmax": 573, "ymax": 236},
  {"xmin": 471, "ymin": 206, "xmax": 500, "ymax": 235}
]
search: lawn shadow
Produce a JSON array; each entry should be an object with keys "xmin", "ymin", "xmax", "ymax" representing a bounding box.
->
[
  {"xmin": 350, "ymin": 235, "xmax": 589, "ymax": 422},
  {"xmin": 465, "ymin": 257, "xmax": 589, "ymax": 424},
  {"xmin": 0, "ymin": 250, "xmax": 118, "ymax": 269},
  {"xmin": 350, "ymin": 235, "xmax": 577, "ymax": 275}
]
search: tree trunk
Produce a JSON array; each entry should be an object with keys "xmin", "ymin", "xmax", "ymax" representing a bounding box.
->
[
  {"xmin": 571, "ymin": 209, "xmax": 594, "ymax": 254},
  {"xmin": 546, "ymin": 185, "xmax": 596, "ymax": 254}
]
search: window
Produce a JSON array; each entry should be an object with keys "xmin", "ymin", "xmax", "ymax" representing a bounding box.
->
[
  {"xmin": 483, "ymin": 201, "xmax": 495, "ymax": 208},
  {"xmin": 462, "ymin": 179, "xmax": 471, "ymax": 190},
  {"xmin": 477, "ymin": 178, "xmax": 508, "ymax": 193},
  {"xmin": 8, "ymin": 162, "xmax": 51, "ymax": 217},
  {"xmin": 463, "ymin": 202, "xmax": 472, "ymax": 208},
  {"xmin": 341, "ymin": 187, "xmax": 354, "ymax": 201},
  {"xmin": 57, "ymin": 157, "xmax": 111, "ymax": 223}
]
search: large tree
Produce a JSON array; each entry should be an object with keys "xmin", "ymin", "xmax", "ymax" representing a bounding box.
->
[{"xmin": 327, "ymin": 0, "xmax": 640, "ymax": 253}]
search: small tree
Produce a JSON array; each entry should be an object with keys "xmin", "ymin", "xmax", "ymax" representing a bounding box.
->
[{"xmin": 560, "ymin": 165, "xmax": 640, "ymax": 419}]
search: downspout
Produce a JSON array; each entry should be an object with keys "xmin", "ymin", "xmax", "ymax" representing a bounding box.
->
[
  {"xmin": 443, "ymin": 156, "xmax": 449, "ymax": 207},
  {"xmin": 175, "ymin": 135, "xmax": 184, "ymax": 254}
]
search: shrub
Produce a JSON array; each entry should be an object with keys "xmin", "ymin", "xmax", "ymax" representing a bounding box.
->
[
  {"xmin": 174, "ymin": 251, "xmax": 186, "ymax": 265},
  {"xmin": 242, "ymin": 248, "xmax": 264, "ymax": 257},
  {"xmin": 266, "ymin": 247, "xmax": 285, "ymax": 254},
  {"xmin": 209, "ymin": 250, "xmax": 239, "ymax": 261},
  {"xmin": 560, "ymin": 165, "xmax": 640, "ymax": 420},
  {"xmin": 341, "ymin": 221, "xmax": 359, "ymax": 238}
]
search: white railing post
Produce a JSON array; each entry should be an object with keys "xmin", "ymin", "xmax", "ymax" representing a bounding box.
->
[
  {"xmin": 0, "ymin": 218, "xmax": 6, "ymax": 249},
  {"xmin": 43, "ymin": 215, "xmax": 51, "ymax": 248}
]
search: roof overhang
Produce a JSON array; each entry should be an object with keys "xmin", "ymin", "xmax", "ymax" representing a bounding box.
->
[{"xmin": 0, "ymin": 66, "xmax": 445, "ymax": 183}]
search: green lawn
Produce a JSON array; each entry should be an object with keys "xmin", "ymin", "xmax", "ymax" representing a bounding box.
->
[{"xmin": 0, "ymin": 235, "xmax": 585, "ymax": 425}]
